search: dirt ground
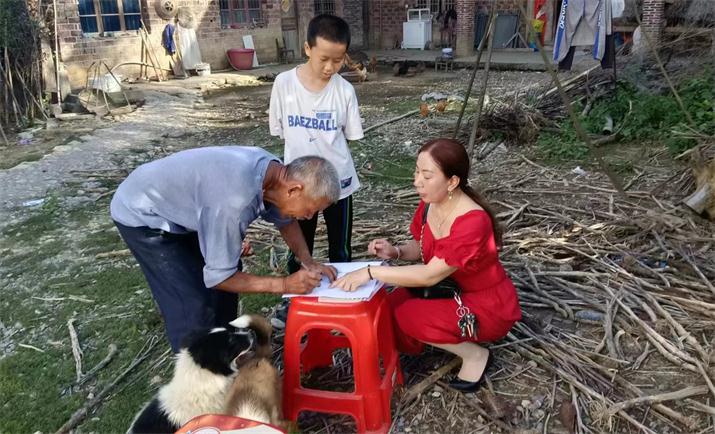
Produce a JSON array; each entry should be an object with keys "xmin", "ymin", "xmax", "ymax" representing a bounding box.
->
[{"xmin": 1, "ymin": 62, "xmax": 713, "ymax": 434}]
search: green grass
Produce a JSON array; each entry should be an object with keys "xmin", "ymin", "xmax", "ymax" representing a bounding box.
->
[
  {"xmin": 385, "ymin": 97, "xmax": 421, "ymax": 115},
  {"xmin": 0, "ymin": 182, "xmax": 288, "ymax": 432},
  {"xmin": 536, "ymin": 74, "xmax": 715, "ymax": 162},
  {"xmin": 351, "ymin": 138, "xmax": 416, "ymax": 189},
  {"xmin": 0, "ymin": 260, "xmax": 162, "ymax": 432}
]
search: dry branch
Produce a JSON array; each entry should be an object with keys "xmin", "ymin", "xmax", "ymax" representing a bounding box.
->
[{"xmin": 55, "ymin": 336, "xmax": 158, "ymax": 434}]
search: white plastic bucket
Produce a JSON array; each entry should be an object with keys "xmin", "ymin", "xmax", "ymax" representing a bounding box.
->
[{"xmin": 196, "ymin": 62, "xmax": 211, "ymax": 76}]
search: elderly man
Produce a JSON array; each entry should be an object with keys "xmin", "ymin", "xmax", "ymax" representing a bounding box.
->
[{"xmin": 110, "ymin": 146, "xmax": 339, "ymax": 352}]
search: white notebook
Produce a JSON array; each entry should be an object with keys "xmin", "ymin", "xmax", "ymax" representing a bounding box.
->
[{"xmin": 282, "ymin": 261, "xmax": 384, "ymax": 301}]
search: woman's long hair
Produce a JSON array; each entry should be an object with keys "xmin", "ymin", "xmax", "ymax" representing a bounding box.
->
[{"xmin": 418, "ymin": 138, "xmax": 503, "ymax": 247}]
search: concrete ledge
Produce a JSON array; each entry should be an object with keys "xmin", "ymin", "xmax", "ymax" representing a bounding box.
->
[{"xmin": 367, "ymin": 49, "xmax": 547, "ymax": 71}]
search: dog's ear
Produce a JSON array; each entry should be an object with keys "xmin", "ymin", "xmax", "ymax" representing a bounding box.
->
[{"xmin": 179, "ymin": 328, "xmax": 207, "ymax": 350}]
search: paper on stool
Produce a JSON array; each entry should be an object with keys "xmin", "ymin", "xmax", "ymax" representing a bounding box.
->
[{"xmin": 282, "ymin": 261, "xmax": 384, "ymax": 301}]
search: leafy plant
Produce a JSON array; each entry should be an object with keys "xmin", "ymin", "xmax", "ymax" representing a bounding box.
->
[
  {"xmin": 536, "ymin": 126, "xmax": 589, "ymax": 162},
  {"xmin": 539, "ymin": 73, "xmax": 715, "ymax": 159}
]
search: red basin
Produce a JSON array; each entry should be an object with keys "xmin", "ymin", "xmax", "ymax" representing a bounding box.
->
[{"xmin": 227, "ymin": 48, "xmax": 255, "ymax": 70}]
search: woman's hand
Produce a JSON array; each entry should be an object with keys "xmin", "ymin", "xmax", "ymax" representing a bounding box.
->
[
  {"xmin": 330, "ymin": 267, "xmax": 371, "ymax": 292},
  {"xmin": 368, "ymin": 239, "xmax": 398, "ymax": 260}
]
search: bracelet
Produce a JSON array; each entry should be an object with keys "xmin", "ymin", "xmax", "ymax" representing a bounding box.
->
[
  {"xmin": 367, "ymin": 264, "xmax": 374, "ymax": 280},
  {"xmin": 395, "ymin": 246, "xmax": 402, "ymax": 260}
]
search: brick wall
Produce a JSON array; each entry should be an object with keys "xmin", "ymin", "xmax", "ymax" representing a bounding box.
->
[
  {"xmin": 368, "ymin": 0, "xmax": 406, "ymax": 49},
  {"xmin": 475, "ymin": 0, "xmax": 520, "ymax": 14},
  {"xmin": 56, "ymin": 0, "xmax": 283, "ymax": 88},
  {"xmin": 641, "ymin": 0, "xmax": 664, "ymax": 43},
  {"xmin": 454, "ymin": 0, "xmax": 477, "ymax": 56},
  {"xmin": 457, "ymin": 0, "xmax": 524, "ymax": 55},
  {"xmin": 367, "ymin": 0, "xmax": 525, "ymax": 53},
  {"xmin": 290, "ymin": 0, "xmax": 365, "ymax": 53},
  {"xmin": 295, "ymin": 0, "xmax": 314, "ymax": 55},
  {"xmin": 341, "ymin": 0, "xmax": 364, "ymax": 49}
]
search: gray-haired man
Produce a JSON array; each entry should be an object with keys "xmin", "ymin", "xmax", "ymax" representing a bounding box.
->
[{"xmin": 110, "ymin": 146, "xmax": 339, "ymax": 352}]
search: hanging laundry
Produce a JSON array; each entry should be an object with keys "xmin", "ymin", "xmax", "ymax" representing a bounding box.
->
[
  {"xmin": 176, "ymin": 23, "xmax": 202, "ymax": 70},
  {"xmin": 162, "ymin": 23, "xmax": 176, "ymax": 55},
  {"xmin": 612, "ymin": 0, "xmax": 625, "ymax": 19},
  {"xmin": 554, "ymin": 0, "xmax": 614, "ymax": 71}
]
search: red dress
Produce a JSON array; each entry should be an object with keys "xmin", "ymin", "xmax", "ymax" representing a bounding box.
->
[{"xmin": 388, "ymin": 201, "xmax": 522, "ymax": 351}]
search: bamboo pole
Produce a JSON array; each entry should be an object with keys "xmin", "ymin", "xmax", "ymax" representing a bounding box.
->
[
  {"xmin": 452, "ymin": 0, "xmax": 497, "ymax": 139},
  {"xmin": 515, "ymin": 1, "xmax": 624, "ymax": 194},
  {"xmin": 0, "ymin": 120, "xmax": 9, "ymax": 146},
  {"xmin": 632, "ymin": 5, "xmax": 695, "ymax": 128},
  {"xmin": 467, "ymin": 1, "xmax": 498, "ymax": 160},
  {"xmin": 12, "ymin": 63, "xmax": 48, "ymax": 120},
  {"xmin": 140, "ymin": 19, "xmax": 165, "ymax": 82},
  {"xmin": 2, "ymin": 50, "xmax": 23, "ymax": 127},
  {"xmin": 53, "ymin": 0, "xmax": 62, "ymax": 102}
]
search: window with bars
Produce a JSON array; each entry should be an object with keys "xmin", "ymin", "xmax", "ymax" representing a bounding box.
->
[
  {"xmin": 415, "ymin": 0, "xmax": 439, "ymax": 15},
  {"xmin": 78, "ymin": 0, "xmax": 141, "ymax": 34},
  {"xmin": 220, "ymin": 0, "xmax": 262, "ymax": 27},
  {"xmin": 314, "ymin": 0, "xmax": 335, "ymax": 16}
]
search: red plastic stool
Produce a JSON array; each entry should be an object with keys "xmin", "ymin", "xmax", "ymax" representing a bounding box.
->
[{"xmin": 282, "ymin": 288, "xmax": 403, "ymax": 434}]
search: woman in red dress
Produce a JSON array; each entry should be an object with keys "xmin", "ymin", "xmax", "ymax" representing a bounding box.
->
[{"xmin": 331, "ymin": 138, "xmax": 521, "ymax": 392}]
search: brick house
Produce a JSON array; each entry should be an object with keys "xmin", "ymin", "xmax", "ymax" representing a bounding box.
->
[
  {"xmin": 366, "ymin": 0, "xmax": 665, "ymax": 56},
  {"xmin": 367, "ymin": 0, "xmax": 522, "ymax": 56},
  {"xmin": 56, "ymin": 0, "xmax": 664, "ymax": 87},
  {"xmin": 56, "ymin": 0, "xmax": 367, "ymax": 88}
]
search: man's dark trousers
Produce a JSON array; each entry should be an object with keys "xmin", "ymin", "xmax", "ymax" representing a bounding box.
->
[{"xmin": 115, "ymin": 222, "xmax": 238, "ymax": 352}]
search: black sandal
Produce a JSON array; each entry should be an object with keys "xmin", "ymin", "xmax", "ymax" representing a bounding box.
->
[{"xmin": 447, "ymin": 350, "xmax": 494, "ymax": 393}]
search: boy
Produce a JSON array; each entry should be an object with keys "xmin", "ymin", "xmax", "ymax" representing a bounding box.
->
[{"xmin": 269, "ymin": 15, "xmax": 363, "ymax": 297}]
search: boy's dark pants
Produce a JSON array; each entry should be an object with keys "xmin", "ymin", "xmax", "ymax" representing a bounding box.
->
[
  {"xmin": 287, "ymin": 195, "xmax": 353, "ymax": 273},
  {"xmin": 114, "ymin": 221, "xmax": 238, "ymax": 352}
]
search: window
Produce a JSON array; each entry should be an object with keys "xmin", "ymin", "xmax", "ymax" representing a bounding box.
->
[
  {"xmin": 314, "ymin": 0, "xmax": 335, "ymax": 16},
  {"xmin": 430, "ymin": 0, "xmax": 440, "ymax": 15},
  {"xmin": 220, "ymin": 0, "xmax": 262, "ymax": 27},
  {"xmin": 415, "ymin": 0, "xmax": 439, "ymax": 15},
  {"xmin": 78, "ymin": 0, "xmax": 141, "ymax": 34}
]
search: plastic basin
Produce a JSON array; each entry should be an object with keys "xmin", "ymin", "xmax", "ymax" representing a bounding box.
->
[{"xmin": 227, "ymin": 48, "xmax": 255, "ymax": 70}]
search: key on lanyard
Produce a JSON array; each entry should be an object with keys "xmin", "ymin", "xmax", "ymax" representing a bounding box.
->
[{"xmin": 454, "ymin": 293, "xmax": 476, "ymax": 338}]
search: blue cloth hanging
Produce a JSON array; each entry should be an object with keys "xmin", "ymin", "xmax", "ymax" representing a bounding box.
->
[{"xmin": 162, "ymin": 24, "xmax": 176, "ymax": 55}]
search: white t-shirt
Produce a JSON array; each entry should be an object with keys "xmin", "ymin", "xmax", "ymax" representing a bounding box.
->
[{"xmin": 269, "ymin": 67, "xmax": 364, "ymax": 199}]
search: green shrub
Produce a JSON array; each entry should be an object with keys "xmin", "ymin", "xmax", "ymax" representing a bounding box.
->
[{"xmin": 539, "ymin": 73, "xmax": 714, "ymax": 158}]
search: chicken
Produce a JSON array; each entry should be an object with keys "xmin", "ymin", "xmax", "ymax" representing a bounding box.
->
[
  {"xmin": 354, "ymin": 66, "xmax": 368, "ymax": 83},
  {"xmin": 340, "ymin": 53, "xmax": 368, "ymax": 83},
  {"xmin": 368, "ymin": 56, "xmax": 377, "ymax": 73},
  {"xmin": 416, "ymin": 61, "xmax": 425, "ymax": 74},
  {"xmin": 419, "ymin": 103, "xmax": 430, "ymax": 118},
  {"xmin": 435, "ymin": 100, "xmax": 448, "ymax": 113}
]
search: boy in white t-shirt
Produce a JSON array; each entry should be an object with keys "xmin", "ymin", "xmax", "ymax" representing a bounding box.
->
[{"xmin": 269, "ymin": 14, "xmax": 364, "ymax": 279}]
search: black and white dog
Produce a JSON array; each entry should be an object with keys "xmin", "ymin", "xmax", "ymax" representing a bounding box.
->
[{"xmin": 127, "ymin": 321, "xmax": 256, "ymax": 434}]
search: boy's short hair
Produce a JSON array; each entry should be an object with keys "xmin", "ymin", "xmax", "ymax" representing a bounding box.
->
[{"xmin": 307, "ymin": 14, "xmax": 351, "ymax": 49}]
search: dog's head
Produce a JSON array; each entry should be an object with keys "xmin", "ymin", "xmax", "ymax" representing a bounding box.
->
[{"xmin": 179, "ymin": 325, "xmax": 255, "ymax": 376}]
